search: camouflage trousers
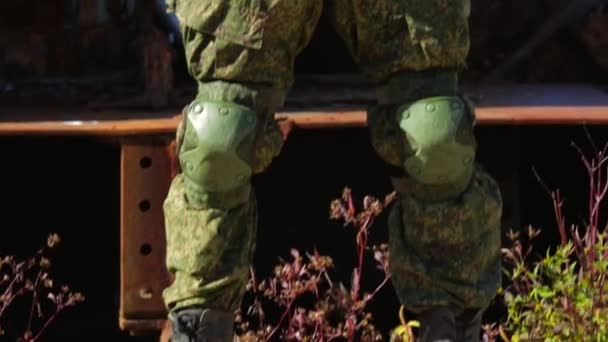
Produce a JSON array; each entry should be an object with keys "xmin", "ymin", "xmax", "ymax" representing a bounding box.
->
[{"xmin": 162, "ymin": 0, "xmax": 503, "ymax": 315}]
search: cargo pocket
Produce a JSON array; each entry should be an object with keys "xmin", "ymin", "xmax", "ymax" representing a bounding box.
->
[
  {"xmin": 176, "ymin": 0, "xmax": 268, "ymax": 49},
  {"xmin": 175, "ymin": 0, "xmax": 269, "ymax": 79}
]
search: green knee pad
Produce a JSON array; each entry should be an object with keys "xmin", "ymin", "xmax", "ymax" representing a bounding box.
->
[
  {"xmin": 179, "ymin": 100, "xmax": 257, "ymax": 209},
  {"xmin": 398, "ymin": 96, "xmax": 475, "ymax": 187},
  {"xmin": 369, "ymin": 95, "xmax": 477, "ymax": 200}
]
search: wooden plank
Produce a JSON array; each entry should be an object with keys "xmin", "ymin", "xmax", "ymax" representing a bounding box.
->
[
  {"xmin": 1, "ymin": 84, "xmax": 607, "ymax": 136},
  {"xmin": 0, "ymin": 117, "xmax": 181, "ymax": 136},
  {"xmin": 2, "ymin": 105, "xmax": 608, "ymax": 137}
]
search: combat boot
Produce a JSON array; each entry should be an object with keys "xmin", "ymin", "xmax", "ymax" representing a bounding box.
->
[
  {"xmin": 417, "ymin": 307, "xmax": 483, "ymax": 342},
  {"xmin": 169, "ymin": 307, "xmax": 236, "ymax": 342}
]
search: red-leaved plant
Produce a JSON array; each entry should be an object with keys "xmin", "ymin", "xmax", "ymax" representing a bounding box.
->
[
  {"xmin": 0, "ymin": 233, "xmax": 84, "ymax": 342},
  {"xmin": 236, "ymin": 188, "xmax": 396, "ymax": 341}
]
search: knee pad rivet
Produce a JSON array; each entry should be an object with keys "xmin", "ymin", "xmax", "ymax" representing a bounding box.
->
[
  {"xmin": 451, "ymin": 101, "xmax": 462, "ymax": 110},
  {"xmin": 463, "ymin": 156, "xmax": 474, "ymax": 165},
  {"xmin": 425, "ymin": 103, "xmax": 437, "ymax": 112},
  {"xmin": 219, "ymin": 107, "xmax": 230, "ymax": 115},
  {"xmin": 402, "ymin": 110, "xmax": 411, "ymax": 119},
  {"xmin": 193, "ymin": 104, "xmax": 202, "ymax": 113},
  {"xmin": 237, "ymin": 174, "xmax": 246, "ymax": 182}
]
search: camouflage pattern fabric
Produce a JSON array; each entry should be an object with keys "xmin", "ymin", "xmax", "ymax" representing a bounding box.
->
[
  {"xmin": 388, "ymin": 167, "xmax": 502, "ymax": 313},
  {"xmin": 167, "ymin": 0, "xmax": 471, "ymax": 88},
  {"xmin": 163, "ymin": 175, "xmax": 257, "ymax": 312},
  {"xmin": 163, "ymin": 0, "xmax": 502, "ymax": 314}
]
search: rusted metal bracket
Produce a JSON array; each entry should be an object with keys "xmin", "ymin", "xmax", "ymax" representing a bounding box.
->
[{"xmin": 119, "ymin": 144, "xmax": 173, "ymax": 335}]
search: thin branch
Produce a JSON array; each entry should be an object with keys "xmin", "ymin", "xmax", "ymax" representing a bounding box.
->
[
  {"xmin": 266, "ymin": 299, "xmax": 294, "ymax": 341},
  {"xmin": 26, "ymin": 271, "xmax": 43, "ymax": 334},
  {"xmin": 583, "ymin": 126, "xmax": 599, "ymax": 156},
  {"xmin": 532, "ymin": 166, "xmax": 554, "ymax": 198},
  {"xmin": 28, "ymin": 305, "xmax": 63, "ymax": 342},
  {"xmin": 0, "ymin": 276, "xmax": 20, "ymax": 318},
  {"xmin": 366, "ymin": 275, "xmax": 391, "ymax": 303}
]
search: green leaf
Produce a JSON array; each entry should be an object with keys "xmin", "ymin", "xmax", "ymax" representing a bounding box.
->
[
  {"xmin": 504, "ymin": 291, "xmax": 514, "ymax": 304},
  {"xmin": 407, "ymin": 320, "xmax": 420, "ymax": 328}
]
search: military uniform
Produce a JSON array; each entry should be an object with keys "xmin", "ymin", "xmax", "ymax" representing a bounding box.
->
[{"xmin": 162, "ymin": 1, "xmax": 502, "ymax": 341}]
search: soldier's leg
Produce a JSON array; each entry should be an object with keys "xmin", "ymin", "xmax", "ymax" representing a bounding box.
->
[
  {"xmin": 162, "ymin": 1, "xmax": 323, "ymax": 340},
  {"xmin": 330, "ymin": 1, "xmax": 502, "ymax": 341}
]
